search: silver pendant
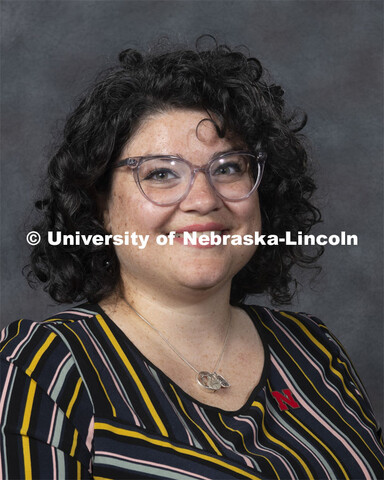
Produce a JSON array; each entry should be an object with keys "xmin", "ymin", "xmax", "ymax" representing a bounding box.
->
[{"xmin": 197, "ymin": 371, "xmax": 230, "ymax": 392}]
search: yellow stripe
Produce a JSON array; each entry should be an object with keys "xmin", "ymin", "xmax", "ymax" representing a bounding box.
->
[
  {"xmin": 77, "ymin": 460, "xmax": 81, "ymax": 479},
  {"xmin": 66, "ymin": 377, "xmax": 83, "ymax": 417},
  {"xmin": 25, "ymin": 332, "xmax": 56, "ymax": 376},
  {"xmin": 20, "ymin": 379, "xmax": 37, "ymax": 435},
  {"xmin": 286, "ymin": 410, "xmax": 349, "ymax": 479},
  {"xmin": 255, "ymin": 309, "xmax": 384, "ymax": 469},
  {"xmin": 20, "ymin": 378, "xmax": 36, "ymax": 480},
  {"xmin": 70, "ymin": 429, "xmax": 78, "ymax": 457},
  {"xmin": 252, "ymin": 401, "xmax": 314, "ymax": 479},
  {"xmin": 218, "ymin": 413, "xmax": 280, "ymax": 479},
  {"xmin": 0, "ymin": 319, "xmax": 22, "ymax": 353},
  {"xmin": 22, "ymin": 435, "xmax": 32, "ymax": 480},
  {"xmin": 42, "ymin": 317, "xmax": 75, "ymax": 323},
  {"xmin": 170, "ymin": 385, "xmax": 221, "ymax": 456},
  {"xmin": 281, "ymin": 312, "xmax": 375, "ymax": 428},
  {"xmin": 281, "ymin": 312, "xmax": 384, "ymax": 468},
  {"xmin": 94, "ymin": 422, "xmax": 262, "ymax": 480},
  {"xmin": 62, "ymin": 323, "xmax": 117, "ymax": 417},
  {"xmin": 95, "ymin": 314, "xmax": 168, "ymax": 437}
]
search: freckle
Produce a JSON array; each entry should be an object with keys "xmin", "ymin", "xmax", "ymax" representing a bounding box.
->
[{"xmin": 237, "ymin": 352, "xmax": 248, "ymax": 363}]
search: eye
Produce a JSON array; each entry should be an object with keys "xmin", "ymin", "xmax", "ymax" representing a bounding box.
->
[
  {"xmin": 212, "ymin": 162, "xmax": 243, "ymax": 176},
  {"xmin": 142, "ymin": 168, "xmax": 180, "ymax": 182}
]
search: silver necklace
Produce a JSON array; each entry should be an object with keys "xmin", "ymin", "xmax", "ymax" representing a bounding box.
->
[{"xmin": 122, "ymin": 298, "xmax": 231, "ymax": 392}]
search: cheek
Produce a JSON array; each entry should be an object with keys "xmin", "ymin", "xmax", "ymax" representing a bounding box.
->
[
  {"xmin": 107, "ymin": 190, "xmax": 131, "ymax": 232},
  {"xmin": 107, "ymin": 186, "xmax": 173, "ymax": 234},
  {"xmin": 236, "ymin": 196, "xmax": 262, "ymax": 230}
]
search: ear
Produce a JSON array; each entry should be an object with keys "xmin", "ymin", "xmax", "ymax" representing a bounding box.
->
[
  {"xmin": 103, "ymin": 206, "xmax": 112, "ymax": 233},
  {"xmin": 97, "ymin": 192, "xmax": 112, "ymax": 233}
]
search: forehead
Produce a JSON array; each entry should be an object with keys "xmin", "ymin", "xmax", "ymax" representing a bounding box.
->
[{"xmin": 123, "ymin": 109, "xmax": 240, "ymax": 157}]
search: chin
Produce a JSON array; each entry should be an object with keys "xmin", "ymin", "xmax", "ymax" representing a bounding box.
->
[{"xmin": 174, "ymin": 262, "xmax": 233, "ymax": 291}]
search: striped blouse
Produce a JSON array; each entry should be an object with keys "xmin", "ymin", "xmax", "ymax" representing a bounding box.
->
[{"xmin": 0, "ymin": 303, "xmax": 383, "ymax": 479}]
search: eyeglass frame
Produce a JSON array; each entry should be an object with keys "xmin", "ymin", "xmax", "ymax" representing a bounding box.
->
[{"xmin": 113, "ymin": 150, "xmax": 267, "ymax": 206}]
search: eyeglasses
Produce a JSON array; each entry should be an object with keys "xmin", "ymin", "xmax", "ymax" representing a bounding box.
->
[{"xmin": 114, "ymin": 150, "xmax": 267, "ymax": 206}]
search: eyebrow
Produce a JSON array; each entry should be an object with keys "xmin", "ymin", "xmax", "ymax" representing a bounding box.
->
[
  {"xmin": 122, "ymin": 148, "xmax": 248, "ymax": 161},
  {"xmin": 211, "ymin": 147, "xmax": 247, "ymax": 157},
  {"xmin": 171, "ymin": 148, "xmax": 248, "ymax": 160}
]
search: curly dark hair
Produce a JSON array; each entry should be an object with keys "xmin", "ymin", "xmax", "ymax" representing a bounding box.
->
[{"xmin": 27, "ymin": 38, "xmax": 322, "ymax": 305}]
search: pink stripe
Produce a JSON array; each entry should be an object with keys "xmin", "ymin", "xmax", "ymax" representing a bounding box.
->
[
  {"xmin": 271, "ymin": 356, "xmax": 372, "ymax": 478},
  {"xmin": 193, "ymin": 404, "xmax": 254, "ymax": 469},
  {"xmin": 266, "ymin": 310, "xmax": 380, "ymax": 448},
  {"xmin": 79, "ymin": 323, "xmax": 141, "ymax": 427},
  {"xmin": 233, "ymin": 414, "xmax": 296, "ymax": 478},
  {"xmin": 51, "ymin": 445, "xmax": 57, "ymax": 480},
  {"xmin": 95, "ymin": 450, "xmax": 212, "ymax": 480},
  {"xmin": 264, "ymin": 404, "xmax": 331, "ymax": 480},
  {"xmin": 301, "ymin": 315, "xmax": 371, "ymax": 401},
  {"xmin": 47, "ymin": 352, "xmax": 72, "ymax": 396},
  {"xmin": 0, "ymin": 362, "xmax": 14, "ymax": 423},
  {"xmin": 6, "ymin": 321, "xmax": 38, "ymax": 361},
  {"xmin": 54, "ymin": 310, "xmax": 94, "ymax": 317},
  {"xmin": 250, "ymin": 403, "xmax": 330, "ymax": 480},
  {"xmin": 47, "ymin": 402, "xmax": 58, "ymax": 444},
  {"xmin": 1, "ymin": 328, "xmax": 6, "ymax": 342},
  {"xmin": 86, "ymin": 416, "xmax": 94, "ymax": 452}
]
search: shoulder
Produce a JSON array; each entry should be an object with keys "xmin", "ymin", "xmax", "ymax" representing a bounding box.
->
[
  {"xmin": 244, "ymin": 303, "xmax": 338, "ymax": 353},
  {"xmin": 0, "ymin": 306, "xmax": 99, "ymax": 470},
  {"xmin": 0, "ymin": 304, "xmax": 101, "ymax": 395},
  {"xmin": 244, "ymin": 304, "xmax": 362, "ymax": 390},
  {"xmin": 245, "ymin": 303, "xmax": 380, "ymax": 422}
]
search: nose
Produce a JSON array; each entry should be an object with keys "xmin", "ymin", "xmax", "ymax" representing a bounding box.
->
[{"xmin": 179, "ymin": 170, "xmax": 222, "ymax": 214}]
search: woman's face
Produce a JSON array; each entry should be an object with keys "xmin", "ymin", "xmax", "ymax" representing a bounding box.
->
[{"xmin": 104, "ymin": 109, "xmax": 262, "ymax": 298}]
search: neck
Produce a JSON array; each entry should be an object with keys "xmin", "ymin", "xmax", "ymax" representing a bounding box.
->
[{"xmin": 102, "ymin": 277, "xmax": 235, "ymax": 343}]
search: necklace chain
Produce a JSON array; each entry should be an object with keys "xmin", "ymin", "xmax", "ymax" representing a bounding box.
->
[{"xmin": 121, "ymin": 298, "xmax": 232, "ymax": 392}]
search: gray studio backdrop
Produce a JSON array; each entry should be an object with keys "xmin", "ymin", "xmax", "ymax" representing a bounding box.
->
[{"xmin": 1, "ymin": 1, "xmax": 383, "ymax": 426}]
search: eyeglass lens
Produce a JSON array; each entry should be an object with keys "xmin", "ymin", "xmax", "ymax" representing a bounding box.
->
[{"xmin": 136, "ymin": 153, "xmax": 260, "ymax": 205}]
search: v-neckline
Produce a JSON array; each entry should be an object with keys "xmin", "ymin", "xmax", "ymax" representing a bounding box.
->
[{"xmin": 85, "ymin": 302, "xmax": 271, "ymax": 415}]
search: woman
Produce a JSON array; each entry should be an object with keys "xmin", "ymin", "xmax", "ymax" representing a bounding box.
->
[{"xmin": 1, "ymin": 41, "xmax": 383, "ymax": 479}]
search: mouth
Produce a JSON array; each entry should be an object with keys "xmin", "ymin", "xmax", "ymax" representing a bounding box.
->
[
  {"xmin": 173, "ymin": 222, "xmax": 228, "ymax": 234},
  {"xmin": 174, "ymin": 230, "xmax": 225, "ymax": 239}
]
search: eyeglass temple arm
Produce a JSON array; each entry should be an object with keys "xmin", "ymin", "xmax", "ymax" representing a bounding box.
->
[{"xmin": 114, "ymin": 158, "xmax": 139, "ymax": 169}]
